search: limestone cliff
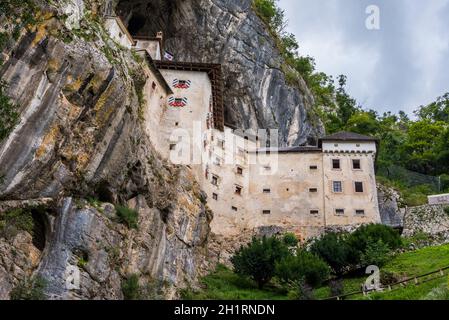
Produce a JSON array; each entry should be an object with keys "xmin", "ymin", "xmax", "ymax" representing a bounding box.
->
[
  {"xmin": 116, "ymin": 0, "xmax": 325, "ymax": 146},
  {"xmin": 0, "ymin": 0, "xmax": 211, "ymax": 299}
]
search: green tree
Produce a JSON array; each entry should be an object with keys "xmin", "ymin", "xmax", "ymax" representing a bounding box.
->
[
  {"xmin": 275, "ymin": 250, "xmax": 330, "ymax": 287},
  {"xmin": 309, "ymin": 232, "xmax": 356, "ymax": 275},
  {"xmin": 231, "ymin": 236, "xmax": 290, "ymax": 289}
]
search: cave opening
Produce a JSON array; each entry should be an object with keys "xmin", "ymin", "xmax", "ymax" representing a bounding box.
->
[
  {"xmin": 127, "ymin": 14, "xmax": 147, "ymax": 35},
  {"xmin": 31, "ymin": 209, "xmax": 47, "ymax": 252}
]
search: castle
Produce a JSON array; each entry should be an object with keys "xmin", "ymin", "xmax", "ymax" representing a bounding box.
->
[{"xmin": 105, "ymin": 15, "xmax": 381, "ymax": 240}]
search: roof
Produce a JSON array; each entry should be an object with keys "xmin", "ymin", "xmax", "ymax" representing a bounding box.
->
[
  {"xmin": 320, "ymin": 131, "xmax": 378, "ymax": 142},
  {"xmin": 154, "ymin": 61, "xmax": 225, "ymax": 131},
  {"xmin": 136, "ymin": 50, "xmax": 173, "ymax": 95},
  {"xmin": 133, "ymin": 36, "xmax": 163, "ymax": 58},
  {"xmin": 224, "ymin": 123, "xmax": 259, "ymax": 143},
  {"xmin": 250, "ymin": 146, "xmax": 322, "ymax": 154}
]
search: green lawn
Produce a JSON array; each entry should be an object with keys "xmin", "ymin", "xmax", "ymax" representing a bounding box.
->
[{"xmin": 183, "ymin": 244, "xmax": 449, "ymax": 300}]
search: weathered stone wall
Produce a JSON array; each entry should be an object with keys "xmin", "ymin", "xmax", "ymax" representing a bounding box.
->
[{"xmin": 403, "ymin": 204, "xmax": 449, "ymax": 242}]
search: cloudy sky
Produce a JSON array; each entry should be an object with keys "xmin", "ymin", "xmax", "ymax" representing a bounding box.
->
[{"xmin": 278, "ymin": 0, "xmax": 449, "ymax": 115}]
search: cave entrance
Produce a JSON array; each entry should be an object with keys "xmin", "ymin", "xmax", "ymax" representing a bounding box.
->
[
  {"xmin": 31, "ymin": 209, "xmax": 47, "ymax": 252},
  {"xmin": 127, "ymin": 14, "xmax": 146, "ymax": 35}
]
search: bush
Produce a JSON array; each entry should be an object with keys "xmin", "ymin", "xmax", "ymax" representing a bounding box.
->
[
  {"xmin": 360, "ymin": 238, "xmax": 391, "ymax": 267},
  {"xmin": 115, "ymin": 205, "xmax": 139, "ymax": 229},
  {"xmin": 0, "ymin": 208, "xmax": 34, "ymax": 239},
  {"xmin": 329, "ymin": 279, "xmax": 344, "ymax": 297},
  {"xmin": 0, "ymin": 81, "xmax": 19, "ymax": 143},
  {"xmin": 347, "ymin": 224, "xmax": 402, "ymax": 256},
  {"xmin": 275, "ymin": 250, "xmax": 330, "ymax": 288},
  {"xmin": 283, "ymin": 233, "xmax": 298, "ymax": 247},
  {"xmin": 286, "ymin": 279, "xmax": 315, "ymax": 301},
  {"xmin": 231, "ymin": 236, "xmax": 290, "ymax": 289},
  {"xmin": 444, "ymin": 206, "xmax": 449, "ymax": 215},
  {"xmin": 10, "ymin": 276, "xmax": 47, "ymax": 300},
  {"xmin": 122, "ymin": 274, "xmax": 141, "ymax": 300},
  {"xmin": 310, "ymin": 232, "xmax": 356, "ymax": 275}
]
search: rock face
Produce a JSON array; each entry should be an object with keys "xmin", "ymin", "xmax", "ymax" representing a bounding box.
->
[
  {"xmin": 0, "ymin": 0, "xmax": 211, "ymax": 299},
  {"xmin": 403, "ymin": 204, "xmax": 449, "ymax": 246},
  {"xmin": 377, "ymin": 184, "xmax": 405, "ymax": 229},
  {"xmin": 116, "ymin": 0, "xmax": 325, "ymax": 146}
]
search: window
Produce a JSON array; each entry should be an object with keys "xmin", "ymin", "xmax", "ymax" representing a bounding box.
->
[
  {"xmin": 211, "ymin": 175, "xmax": 219, "ymax": 186},
  {"xmin": 175, "ymin": 122, "xmax": 179, "ymax": 126},
  {"xmin": 334, "ymin": 143, "xmax": 339, "ymax": 147},
  {"xmin": 310, "ymin": 165, "xmax": 318, "ymax": 170},
  {"xmin": 264, "ymin": 166, "xmax": 271, "ymax": 171},
  {"xmin": 356, "ymin": 144, "xmax": 361, "ymax": 147},
  {"xmin": 236, "ymin": 166, "xmax": 243, "ymax": 175},
  {"xmin": 169, "ymin": 144, "xmax": 176, "ymax": 151},
  {"xmin": 309, "ymin": 188, "xmax": 318, "ymax": 193},
  {"xmin": 332, "ymin": 159, "xmax": 341, "ymax": 169},
  {"xmin": 235, "ymin": 185, "xmax": 243, "ymax": 195},
  {"xmin": 355, "ymin": 182, "xmax": 364, "ymax": 193},
  {"xmin": 335, "ymin": 209, "xmax": 345, "ymax": 215},
  {"xmin": 152, "ymin": 82, "xmax": 156, "ymax": 90},
  {"xmin": 333, "ymin": 181, "xmax": 343, "ymax": 193},
  {"xmin": 352, "ymin": 159, "xmax": 361, "ymax": 170},
  {"xmin": 263, "ymin": 210, "xmax": 271, "ymax": 215},
  {"xmin": 356, "ymin": 209, "xmax": 365, "ymax": 215},
  {"xmin": 310, "ymin": 210, "xmax": 319, "ymax": 215},
  {"xmin": 232, "ymin": 206, "xmax": 238, "ymax": 212},
  {"xmin": 263, "ymin": 188, "xmax": 271, "ymax": 194},
  {"xmin": 212, "ymin": 193, "xmax": 218, "ymax": 200}
]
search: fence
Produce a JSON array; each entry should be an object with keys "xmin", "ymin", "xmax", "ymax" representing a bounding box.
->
[
  {"xmin": 377, "ymin": 165, "xmax": 441, "ymax": 192},
  {"xmin": 323, "ymin": 266, "xmax": 449, "ymax": 300}
]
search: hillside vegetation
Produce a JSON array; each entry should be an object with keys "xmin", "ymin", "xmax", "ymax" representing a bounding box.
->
[{"xmin": 182, "ymin": 243, "xmax": 449, "ymax": 300}]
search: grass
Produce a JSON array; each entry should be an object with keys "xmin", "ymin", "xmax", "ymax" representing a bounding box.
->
[
  {"xmin": 324, "ymin": 244, "xmax": 449, "ymax": 300},
  {"xmin": 115, "ymin": 205, "xmax": 139, "ymax": 229},
  {"xmin": 186, "ymin": 245, "xmax": 449, "ymax": 300},
  {"xmin": 181, "ymin": 264, "xmax": 287, "ymax": 300}
]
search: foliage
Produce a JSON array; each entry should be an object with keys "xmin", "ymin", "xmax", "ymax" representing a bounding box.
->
[
  {"xmin": 347, "ymin": 224, "xmax": 402, "ymax": 256},
  {"xmin": 231, "ymin": 236, "xmax": 290, "ymax": 289},
  {"xmin": 0, "ymin": 82, "xmax": 20, "ymax": 143},
  {"xmin": 10, "ymin": 276, "xmax": 47, "ymax": 300},
  {"xmin": 359, "ymin": 238, "xmax": 391, "ymax": 267},
  {"xmin": 286, "ymin": 279, "xmax": 315, "ymax": 300},
  {"xmin": 122, "ymin": 274, "xmax": 141, "ymax": 300},
  {"xmin": 309, "ymin": 232, "xmax": 356, "ymax": 275},
  {"xmin": 275, "ymin": 250, "xmax": 330, "ymax": 287},
  {"xmin": 115, "ymin": 205, "xmax": 139, "ymax": 229},
  {"xmin": 0, "ymin": 208, "xmax": 34, "ymax": 239},
  {"xmin": 180, "ymin": 264, "xmax": 287, "ymax": 300},
  {"xmin": 282, "ymin": 233, "xmax": 298, "ymax": 247}
]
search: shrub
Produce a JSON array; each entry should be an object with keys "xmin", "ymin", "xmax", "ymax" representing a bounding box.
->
[
  {"xmin": 360, "ymin": 238, "xmax": 391, "ymax": 267},
  {"xmin": 444, "ymin": 206, "xmax": 449, "ymax": 215},
  {"xmin": 283, "ymin": 233, "xmax": 298, "ymax": 247},
  {"xmin": 122, "ymin": 274, "xmax": 141, "ymax": 300},
  {"xmin": 10, "ymin": 276, "xmax": 47, "ymax": 300},
  {"xmin": 310, "ymin": 232, "xmax": 356, "ymax": 275},
  {"xmin": 275, "ymin": 249, "xmax": 330, "ymax": 287},
  {"xmin": 115, "ymin": 205, "xmax": 139, "ymax": 229},
  {"xmin": 286, "ymin": 279, "xmax": 315, "ymax": 301},
  {"xmin": 0, "ymin": 81, "xmax": 19, "ymax": 143},
  {"xmin": 0, "ymin": 208, "xmax": 34, "ymax": 239},
  {"xmin": 348, "ymin": 224, "xmax": 402, "ymax": 256},
  {"xmin": 231, "ymin": 236, "xmax": 290, "ymax": 289}
]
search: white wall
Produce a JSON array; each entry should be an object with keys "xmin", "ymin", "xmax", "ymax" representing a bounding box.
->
[{"xmin": 104, "ymin": 17, "xmax": 133, "ymax": 49}]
